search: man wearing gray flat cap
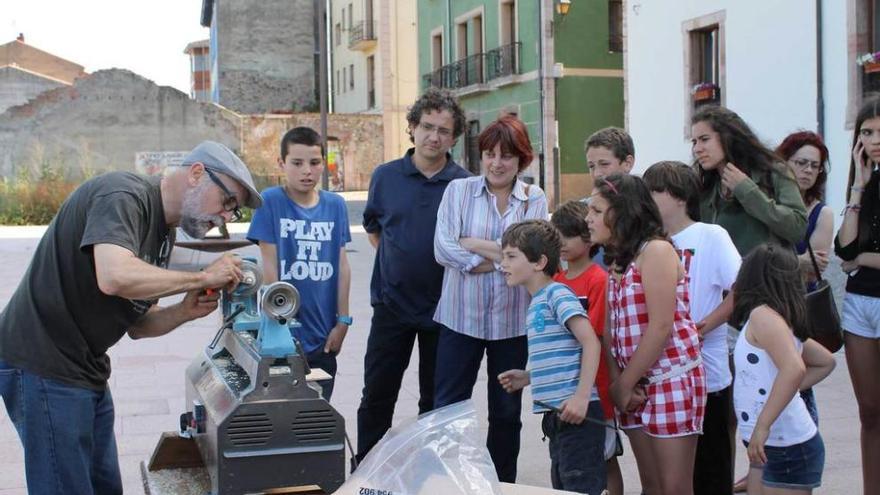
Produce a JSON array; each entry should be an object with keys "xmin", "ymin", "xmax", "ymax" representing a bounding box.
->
[{"xmin": 0, "ymin": 140, "xmax": 261, "ymax": 494}]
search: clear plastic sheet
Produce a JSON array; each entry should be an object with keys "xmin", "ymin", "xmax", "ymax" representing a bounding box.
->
[{"xmin": 336, "ymin": 400, "xmax": 502, "ymax": 495}]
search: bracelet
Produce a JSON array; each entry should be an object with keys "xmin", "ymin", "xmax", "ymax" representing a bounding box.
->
[
  {"xmin": 851, "ymin": 185, "xmax": 865, "ymax": 193},
  {"xmin": 842, "ymin": 203, "xmax": 862, "ymax": 216}
]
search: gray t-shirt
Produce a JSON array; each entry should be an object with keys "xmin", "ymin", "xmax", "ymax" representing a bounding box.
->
[{"xmin": 0, "ymin": 172, "xmax": 172, "ymax": 390}]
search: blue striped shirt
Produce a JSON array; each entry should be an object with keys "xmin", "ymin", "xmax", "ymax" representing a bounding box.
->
[
  {"xmin": 433, "ymin": 176, "xmax": 549, "ymax": 340},
  {"xmin": 527, "ymin": 282, "xmax": 599, "ymax": 413}
]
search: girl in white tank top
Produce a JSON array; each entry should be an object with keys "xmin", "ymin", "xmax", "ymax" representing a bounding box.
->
[
  {"xmin": 730, "ymin": 245, "xmax": 835, "ymax": 493},
  {"xmin": 734, "ymin": 319, "xmax": 816, "ymax": 446}
]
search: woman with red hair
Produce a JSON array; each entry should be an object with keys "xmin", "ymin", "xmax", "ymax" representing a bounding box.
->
[
  {"xmin": 776, "ymin": 131, "xmax": 834, "ymax": 294},
  {"xmin": 433, "ymin": 115, "xmax": 548, "ymax": 482}
]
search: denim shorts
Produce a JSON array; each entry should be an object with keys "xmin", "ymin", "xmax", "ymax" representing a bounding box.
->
[
  {"xmin": 744, "ymin": 432, "xmax": 824, "ymax": 490},
  {"xmin": 842, "ymin": 292, "xmax": 880, "ymax": 339}
]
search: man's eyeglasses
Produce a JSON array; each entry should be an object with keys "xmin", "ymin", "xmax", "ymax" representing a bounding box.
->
[
  {"xmin": 204, "ymin": 168, "xmax": 242, "ymax": 221},
  {"xmin": 789, "ymin": 158, "xmax": 824, "ymax": 173},
  {"xmin": 418, "ymin": 122, "xmax": 453, "ymax": 139}
]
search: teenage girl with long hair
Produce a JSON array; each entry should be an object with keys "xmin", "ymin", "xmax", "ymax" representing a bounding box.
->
[
  {"xmin": 835, "ymin": 97, "xmax": 880, "ymax": 495},
  {"xmin": 692, "ymin": 105, "xmax": 807, "ymax": 256},
  {"xmin": 586, "ymin": 173, "xmax": 706, "ymax": 495}
]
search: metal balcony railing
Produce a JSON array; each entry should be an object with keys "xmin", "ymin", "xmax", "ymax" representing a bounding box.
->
[
  {"xmin": 486, "ymin": 42, "xmax": 521, "ymax": 81},
  {"xmin": 349, "ymin": 21, "xmax": 377, "ymax": 49},
  {"xmin": 422, "ymin": 53, "xmax": 486, "ymax": 90}
]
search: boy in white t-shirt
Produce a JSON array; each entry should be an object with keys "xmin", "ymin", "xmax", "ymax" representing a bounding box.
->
[{"xmin": 644, "ymin": 161, "xmax": 741, "ymax": 495}]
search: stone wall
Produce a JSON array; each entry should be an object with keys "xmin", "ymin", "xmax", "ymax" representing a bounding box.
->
[
  {"xmin": 0, "ymin": 69, "xmax": 240, "ymax": 178},
  {"xmin": 0, "ymin": 67, "xmax": 66, "ymax": 115},
  {"xmin": 214, "ymin": 0, "xmax": 316, "ymax": 114},
  {"xmin": 240, "ymin": 113, "xmax": 384, "ymax": 191},
  {"xmin": 0, "ymin": 68, "xmax": 383, "ymax": 192}
]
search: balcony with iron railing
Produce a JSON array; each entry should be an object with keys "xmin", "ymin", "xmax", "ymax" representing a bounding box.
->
[
  {"xmin": 486, "ymin": 42, "xmax": 521, "ymax": 81},
  {"xmin": 349, "ymin": 21, "xmax": 377, "ymax": 51},
  {"xmin": 422, "ymin": 53, "xmax": 486, "ymax": 91}
]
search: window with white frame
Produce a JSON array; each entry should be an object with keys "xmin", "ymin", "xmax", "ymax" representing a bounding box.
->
[
  {"xmin": 690, "ymin": 26, "xmax": 721, "ymax": 109},
  {"xmin": 431, "ymin": 31, "xmax": 444, "ymax": 70},
  {"xmin": 491, "ymin": 1, "xmax": 519, "ymax": 80},
  {"xmin": 454, "ymin": 8, "xmax": 485, "ymax": 87},
  {"xmin": 500, "ymin": 0, "xmax": 516, "ymax": 47},
  {"xmin": 683, "ymin": 11, "xmax": 725, "ymax": 135}
]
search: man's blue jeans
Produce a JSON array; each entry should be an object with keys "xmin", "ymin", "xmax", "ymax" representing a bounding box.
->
[{"xmin": 0, "ymin": 361, "xmax": 122, "ymax": 495}]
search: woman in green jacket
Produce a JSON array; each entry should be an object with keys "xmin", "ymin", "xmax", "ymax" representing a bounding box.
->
[
  {"xmin": 691, "ymin": 105, "xmax": 808, "ymax": 494},
  {"xmin": 691, "ymin": 106, "xmax": 807, "ymax": 257}
]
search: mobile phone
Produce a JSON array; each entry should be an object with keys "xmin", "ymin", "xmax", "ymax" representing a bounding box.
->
[{"xmin": 857, "ymin": 138, "xmax": 870, "ymax": 163}]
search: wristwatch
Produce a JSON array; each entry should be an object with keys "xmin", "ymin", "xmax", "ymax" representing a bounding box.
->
[{"xmin": 337, "ymin": 315, "xmax": 353, "ymax": 325}]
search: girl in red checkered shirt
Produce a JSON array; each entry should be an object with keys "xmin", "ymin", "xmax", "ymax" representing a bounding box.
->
[{"xmin": 586, "ymin": 173, "xmax": 707, "ymax": 495}]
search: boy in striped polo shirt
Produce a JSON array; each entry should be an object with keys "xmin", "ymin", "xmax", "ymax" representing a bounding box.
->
[{"xmin": 498, "ymin": 220, "xmax": 607, "ymax": 494}]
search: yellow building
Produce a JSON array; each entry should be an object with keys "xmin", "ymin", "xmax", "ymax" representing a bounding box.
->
[{"xmin": 330, "ymin": 0, "xmax": 418, "ymax": 161}]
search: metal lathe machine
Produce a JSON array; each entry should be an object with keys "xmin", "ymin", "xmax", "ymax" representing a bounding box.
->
[{"xmin": 150, "ymin": 258, "xmax": 346, "ymax": 495}]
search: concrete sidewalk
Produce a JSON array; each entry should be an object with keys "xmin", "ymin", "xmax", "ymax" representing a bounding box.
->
[{"xmin": 0, "ymin": 226, "xmax": 864, "ymax": 494}]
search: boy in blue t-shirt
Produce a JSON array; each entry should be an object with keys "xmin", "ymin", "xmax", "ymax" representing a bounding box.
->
[
  {"xmin": 497, "ymin": 220, "xmax": 606, "ymax": 494},
  {"xmin": 247, "ymin": 127, "xmax": 352, "ymax": 400}
]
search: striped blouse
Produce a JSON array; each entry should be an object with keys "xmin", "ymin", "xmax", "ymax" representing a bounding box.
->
[{"xmin": 433, "ymin": 176, "xmax": 549, "ymax": 340}]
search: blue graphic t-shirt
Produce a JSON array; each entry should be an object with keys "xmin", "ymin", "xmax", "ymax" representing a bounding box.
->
[
  {"xmin": 247, "ymin": 187, "xmax": 351, "ymax": 353},
  {"xmin": 527, "ymin": 282, "xmax": 599, "ymax": 413}
]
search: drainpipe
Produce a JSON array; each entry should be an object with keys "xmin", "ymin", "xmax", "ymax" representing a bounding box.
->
[
  {"xmin": 537, "ymin": 0, "xmax": 546, "ymax": 191},
  {"xmin": 816, "ymin": 0, "xmax": 825, "ymax": 137},
  {"xmin": 319, "ymin": 0, "xmax": 329, "ymax": 190},
  {"xmin": 446, "ymin": 0, "xmax": 453, "ymax": 64}
]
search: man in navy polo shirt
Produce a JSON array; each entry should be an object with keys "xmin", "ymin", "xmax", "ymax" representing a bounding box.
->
[{"xmin": 356, "ymin": 89, "xmax": 471, "ymax": 463}]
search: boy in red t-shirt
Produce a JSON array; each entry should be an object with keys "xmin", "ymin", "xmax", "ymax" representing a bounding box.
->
[{"xmin": 551, "ymin": 200, "xmax": 623, "ymax": 495}]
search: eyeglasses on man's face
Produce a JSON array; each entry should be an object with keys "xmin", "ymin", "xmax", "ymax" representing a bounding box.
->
[
  {"xmin": 203, "ymin": 168, "xmax": 242, "ymax": 221},
  {"xmin": 418, "ymin": 121, "xmax": 454, "ymax": 139}
]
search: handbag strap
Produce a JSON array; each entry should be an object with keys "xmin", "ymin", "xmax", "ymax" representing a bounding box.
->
[{"xmin": 806, "ymin": 243, "xmax": 823, "ymax": 282}]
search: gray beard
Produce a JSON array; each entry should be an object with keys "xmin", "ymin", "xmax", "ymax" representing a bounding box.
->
[{"xmin": 179, "ymin": 181, "xmax": 224, "ymax": 239}]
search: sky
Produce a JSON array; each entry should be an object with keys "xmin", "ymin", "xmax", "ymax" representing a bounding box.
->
[{"xmin": 2, "ymin": 0, "xmax": 208, "ymax": 94}]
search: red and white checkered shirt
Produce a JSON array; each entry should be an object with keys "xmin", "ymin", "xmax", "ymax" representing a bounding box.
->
[
  {"xmin": 609, "ymin": 262, "xmax": 707, "ymax": 437},
  {"xmin": 608, "ymin": 263, "xmax": 702, "ymax": 377}
]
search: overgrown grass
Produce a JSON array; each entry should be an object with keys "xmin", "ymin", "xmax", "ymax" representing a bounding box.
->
[
  {"xmin": 0, "ymin": 162, "xmax": 82, "ymax": 225},
  {"xmin": 0, "ymin": 167, "xmax": 285, "ymax": 226}
]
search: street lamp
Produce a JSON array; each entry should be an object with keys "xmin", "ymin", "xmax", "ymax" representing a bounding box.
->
[{"xmin": 556, "ymin": 0, "xmax": 571, "ymax": 16}]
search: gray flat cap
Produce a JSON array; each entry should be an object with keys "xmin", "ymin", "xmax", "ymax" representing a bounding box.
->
[{"xmin": 181, "ymin": 141, "xmax": 263, "ymax": 209}]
